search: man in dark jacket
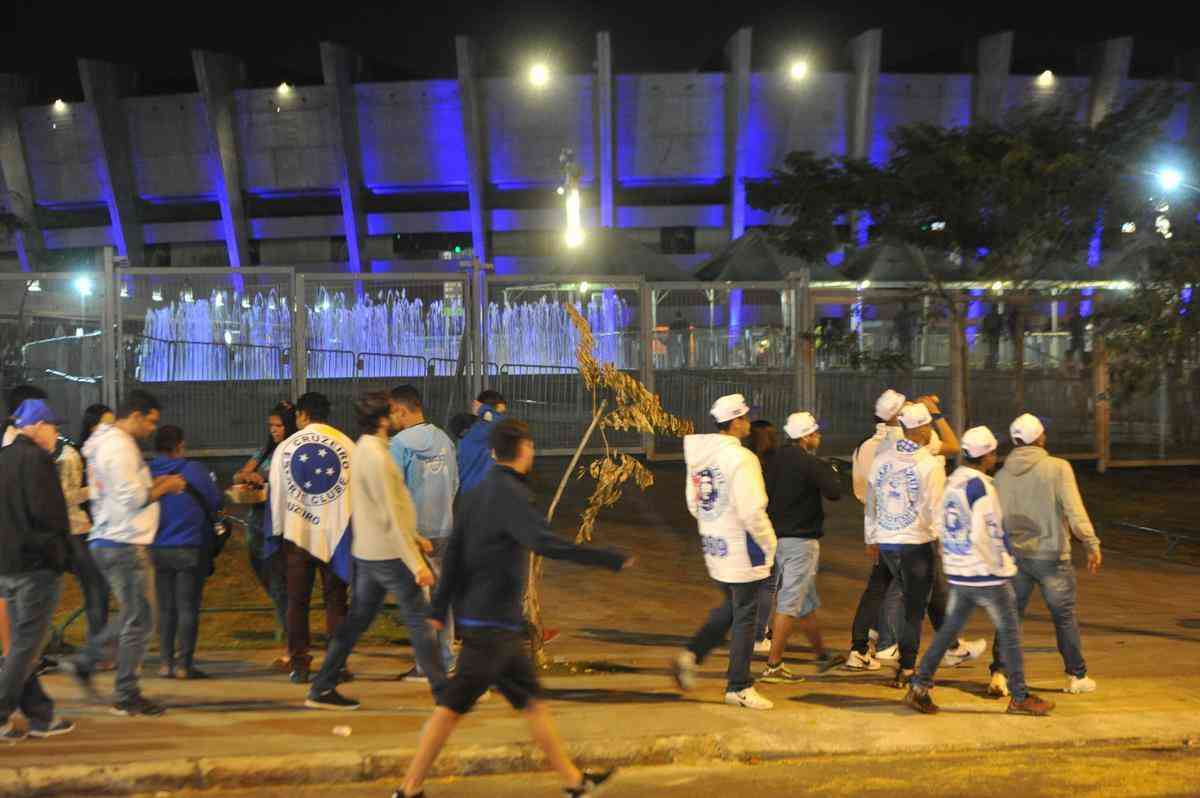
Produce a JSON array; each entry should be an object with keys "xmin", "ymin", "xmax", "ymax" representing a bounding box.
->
[
  {"xmin": 0, "ymin": 399, "xmax": 74, "ymax": 740},
  {"xmin": 455, "ymin": 389, "xmax": 507, "ymax": 496},
  {"xmin": 759, "ymin": 412, "xmax": 843, "ymax": 682},
  {"xmin": 395, "ymin": 418, "xmax": 629, "ymax": 798}
]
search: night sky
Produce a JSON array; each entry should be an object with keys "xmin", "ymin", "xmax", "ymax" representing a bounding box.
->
[{"xmin": 2, "ymin": 0, "xmax": 1195, "ymax": 102}]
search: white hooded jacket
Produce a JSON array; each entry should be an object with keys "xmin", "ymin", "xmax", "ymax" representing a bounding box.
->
[
  {"xmin": 684, "ymin": 433, "xmax": 776, "ymax": 583},
  {"xmin": 864, "ymin": 436, "xmax": 946, "ymax": 546},
  {"xmin": 937, "ymin": 466, "xmax": 1017, "ymax": 586},
  {"xmin": 853, "ymin": 424, "xmax": 942, "ymax": 503}
]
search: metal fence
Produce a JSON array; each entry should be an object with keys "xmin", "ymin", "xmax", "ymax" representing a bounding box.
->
[{"xmin": 2, "ymin": 258, "xmax": 1195, "ymax": 468}]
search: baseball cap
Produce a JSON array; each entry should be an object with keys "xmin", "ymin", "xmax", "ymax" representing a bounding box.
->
[
  {"xmin": 1010, "ymin": 413, "xmax": 1045, "ymax": 445},
  {"xmin": 711, "ymin": 393, "xmax": 750, "ymax": 424},
  {"xmin": 898, "ymin": 403, "xmax": 933, "ymax": 430},
  {"xmin": 12, "ymin": 399, "xmax": 64, "ymax": 428},
  {"xmin": 961, "ymin": 426, "xmax": 998, "ymax": 458},
  {"xmin": 875, "ymin": 389, "xmax": 906, "ymax": 421},
  {"xmin": 783, "ymin": 412, "xmax": 819, "ymax": 440}
]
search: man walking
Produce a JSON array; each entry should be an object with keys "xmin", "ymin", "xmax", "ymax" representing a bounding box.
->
[
  {"xmin": 672, "ymin": 394, "xmax": 777, "ymax": 710},
  {"xmin": 269, "ymin": 392, "xmax": 355, "ymax": 684},
  {"xmin": 389, "ymin": 384, "xmax": 459, "ymax": 675},
  {"xmin": 903, "ymin": 426, "xmax": 1055, "ymax": 717},
  {"xmin": 988, "ymin": 413, "xmax": 1101, "ymax": 697},
  {"xmin": 759, "ymin": 412, "xmax": 843, "ymax": 683},
  {"xmin": 306, "ymin": 393, "xmax": 445, "ymax": 710},
  {"xmin": 394, "ymin": 418, "xmax": 629, "ymax": 798},
  {"xmin": 0, "ymin": 399, "xmax": 75, "ymax": 739},
  {"xmin": 66, "ymin": 390, "xmax": 186, "ymax": 716}
]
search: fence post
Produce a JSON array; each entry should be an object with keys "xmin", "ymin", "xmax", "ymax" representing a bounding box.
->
[
  {"xmin": 1093, "ymin": 337, "xmax": 1110, "ymax": 472},
  {"xmin": 640, "ymin": 281, "xmax": 656, "ymax": 459},
  {"xmin": 473, "ymin": 262, "xmax": 489, "ymax": 395},
  {"xmin": 292, "ymin": 272, "xmax": 307, "ymax": 399},
  {"xmin": 101, "ymin": 247, "xmax": 118, "ymax": 409},
  {"xmin": 949, "ymin": 300, "xmax": 967, "ymax": 441},
  {"xmin": 791, "ymin": 268, "xmax": 815, "ymax": 411}
]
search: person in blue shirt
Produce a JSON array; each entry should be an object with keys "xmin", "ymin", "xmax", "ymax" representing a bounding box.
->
[
  {"xmin": 149, "ymin": 425, "xmax": 222, "ymax": 680},
  {"xmin": 456, "ymin": 390, "xmax": 507, "ymax": 496}
]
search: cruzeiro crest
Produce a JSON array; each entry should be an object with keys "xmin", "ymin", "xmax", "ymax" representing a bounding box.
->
[
  {"xmin": 692, "ymin": 466, "xmax": 729, "ymax": 522},
  {"xmin": 281, "ymin": 431, "xmax": 351, "ymax": 507},
  {"xmin": 873, "ymin": 462, "xmax": 920, "ymax": 531},
  {"xmin": 941, "ymin": 496, "xmax": 972, "ymax": 555}
]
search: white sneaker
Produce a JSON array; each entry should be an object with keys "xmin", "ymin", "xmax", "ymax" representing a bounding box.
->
[
  {"xmin": 942, "ymin": 638, "xmax": 987, "ymax": 668},
  {"xmin": 753, "ymin": 639, "xmax": 772, "ymax": 656},
  {"xmin": 1065, "ymin": 675, "xmax": 1097, "ymax": 694},
  {"xmin": 670, "ymin": 652, "xmax": 698, "ymax": 692},
  {"xmin": 987, "ymin": 672, "xmax": 1010, "ymax": 698},
  {"xmin": 875, "ymin": 644, "xmax": 900, "ymax": 661},
  {"xmin": 725, "ymin": 687, "xmax": 773, "ymax": 710},
  {"xmin": 843, "ymin": 650, "xmax": 881, "ymax": 671}
]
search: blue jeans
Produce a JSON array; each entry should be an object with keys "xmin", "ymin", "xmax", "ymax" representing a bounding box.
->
[
  {"xmin": 310, "ymin": 557, "xmax": 448, "ymax": 697},
  {"xmin": 69, "ymin": 534, "xmax": 111, "ymax": 641},
  {"xmin": 0, "ymin": 571, "xmax": 62, "ymax": 730},
  {"xmin": 915, "ymin": 582, "xmax": 1028, "ymax": 701},
  {"xmin": 413, "ymin": 538, "xmax": 454, "ymax": 674},
  {"xmin": 247, "ymin": 510, "xmax": 288, "ymax": 637},
  {"xmin": 755, "ymin": 566, "xmax": 781, "ymax": 643},
  {"xmin": 688, "ymin": 579, "xmax": 764, "ymax": 693},
  {"xmin": 991, "ymin": 557, "xmax": 1087, "ymax": 678},
  {"xmin": 75, "ymin": 545, "xmax": 156, "ymax": 702},
  {"xmin": 152, "ymin": 547, "xmax": 206, "ymax": 672},
  {"xmin": 878, "ymin": 543, "xmax": 935, "ymax": 670}
]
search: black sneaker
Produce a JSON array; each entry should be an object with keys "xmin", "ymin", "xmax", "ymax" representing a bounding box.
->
[
  {"xmin": 62, "ymin": 659, "xmax": 102, "ymax": 704},
  {"xmin": 290, "ymin": 663, "xmax": 311, "ymax": 684},
  {"xmin": 0, "ymin": 722, "xmax": 26, "ymax": 741},
  {"xmin": 815, "ymin": 653, "xmax": 847, "ymax": 674},
  {"xmin": 903, "ymin": 686, "xmax": 939, "ymax": 715},
  {"xmin": 34, "ymin": 656, "xmax": 59, "ymax": 677},
  {"xmin": 111, "ymin": 695, "xmax": 167, "ymax": 717},
  {"xmin": 890, "ymin": 668, "xmax": 915, "ymax": 689},
  {"xmin": 336, "ymin": 668, "xmax": 355, "ymax": 684},
  {"xmin": 28, "ymin": 718, "xmax": 75, "ymax": 738},
  {"xmin": 564, "ymin": 768, "xmax": 616, "ymax": 796},
  {"xmin": 305, "ymin": 689, "xmax": 361, "ymax": 711},
  {"xmin": 179, "ymin": 668, "xmax": 210, "ymax": 680}
]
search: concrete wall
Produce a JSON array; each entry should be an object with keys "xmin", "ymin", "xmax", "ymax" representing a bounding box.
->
[
  {"xmin": 356, "ymin": 80, "xmax": 468, "ymax": 190},
  {"xmin": 235, "ymin": 86, "xmax": 339, "ymax": 194},
  {"xmin": 483, "ymin": 75, "xmax": 596, "ymax": 187},
  {"xmin": 745, "ymin": 71, "xmax": 850, "ymax": 177},
  {"xmin": 124, "ymin": 94, "xmax": 216, "ymax": 200},
  {"xmin": 871, "ymin": 74, "xmax": 972, "ymax": 164},
  {"xmin": 616, "ymin": 73, "xmax": 726, "ymax": 184},
  {"xmin": 20, "ymin": 103, "xmax": 104, "ymax": 206}
]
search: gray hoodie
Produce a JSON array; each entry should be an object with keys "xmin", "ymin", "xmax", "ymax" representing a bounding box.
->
[{"xmin": 993, "ymin": 446, "xmax": 1100, "ymax": 561}]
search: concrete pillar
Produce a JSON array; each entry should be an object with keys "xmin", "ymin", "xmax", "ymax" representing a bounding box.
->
[
  {"xmin": 320, "ymin": 42, "xmax": 369, "ymax": 273},
  {"xmin": 595, "ymin": 32, "xmax": 615, "ymax": 229},
  {"xmin": 78, "ymin": 59, "xmax": 145, "ymax": 266},
  {"xmin": 192, "ymin": 50, "xmax": 252, "ymax": 269},
  {"xmin": 725, "ymin": 27, "xmax": 752, "ymax": 240},
  {"xmin": 0, "ymin": 76, "xmax": 44, "ymax": 271},
  {"xmin": 456, "ymin": 36, "xmax": 488, "ymax": 262},
  {"xmin": 847, "ymin": 29, "xmax": 882, "ymax": 161},
  {"xmin": 1088, "ymin": 37, "xmax": 1133, "ymax": 128},
  {"xmin": 973, "ymin": 32, "xmax": 1013, "ymax": 123}
]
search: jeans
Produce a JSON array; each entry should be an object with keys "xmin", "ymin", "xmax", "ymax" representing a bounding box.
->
[
  {"xmin": 151, "ymin": 547, "xmax": 205, "ymax": 672},
  {"xmin": 879, "ymin": 548, "xmax": 949, "ymax": 647},
  {"xmin": 311, "ymin": 557, "xmax": 447, "ymax": 697},
  {"xmin": 412, "ymin": 538, "xmax": 454, "ymax": 674},
  {"xmin": 0, "ymin": 571, "xmax": 62, "ymax": 730},
  {"xmin": 75, "ymin": 545, "xmax": 156, "ymax": 702},
  {"xmin": 878, "ymin": 544, "xmax": 935, "ymax": 670},
  {"xmin": 991, "ymin": 557, "xmax": 1087, "ymax": 678},
  {"xmin": 687, "ymin": 579, "xmax": 764, "ymax": 693},
  {"xmin": 754, "ymin": 566, "xmax": 781, "ymax": 643},
  {"xmin": 247, "ymin": 512, "xmax": 287, "ymax": 637},
  {"xmin": 69, "ymin": 534, "xmax": 111, "ymax": 641},
  {"xmin": 283, "ymin": 540, "xmax": 348, "ymax": 666},
  {"xmin": 916, "ymin": 582, "xmax": 1028, "ymax": 701}
]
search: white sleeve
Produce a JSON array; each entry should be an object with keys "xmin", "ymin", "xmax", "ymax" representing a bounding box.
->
[
  {"xmin": 851, "ymin": 441, "xmax": 873, "ymax": 504},
  {"xmin": 685, "ymin": 467, "xmax": 700, "ymax": 520},
  {"xmin": 382, "ymin": 458, "xmax": 426, "ymax": 576},
  {"xmin": 921, "ymin": 458, "xmax": 947, "ymax": 538},
  {"xmin": 863, "ymin": 463, "xmax": 878, "ymax": 545},
  {"xmin": 268, "ymin": 443, "xmax": 285, "ymax": 538},
  {"xmin": 110, "ymin": 440, "xmax": 150, "ymax": 517},
  {"xmin": 733, "ymin": 452, "xmax": 776, "ymax": 562},
  {"xmin": 974, "ymin": 490, "xmax": 1006, "ymax": 575}
]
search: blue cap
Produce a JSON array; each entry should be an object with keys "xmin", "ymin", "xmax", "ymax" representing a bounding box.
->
[{"xmin": 12, "ymin": 399, "xmax": 64, "ymax": 427}]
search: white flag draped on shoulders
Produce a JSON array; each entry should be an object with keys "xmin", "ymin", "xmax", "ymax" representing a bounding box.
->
[{"xmin": 268, "ymin": 423, "xmax": 356, "ymax": 583}]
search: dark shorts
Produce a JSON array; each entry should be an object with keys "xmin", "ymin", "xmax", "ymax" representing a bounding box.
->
[{"xmin": 437, "ymin": 627, "xmax": 541, "ymax": 714}]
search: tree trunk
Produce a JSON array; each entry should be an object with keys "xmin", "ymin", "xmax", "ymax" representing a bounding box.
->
[
  {"xmin": 1013, "ymin": 306, "xmax": 1026, "ymax": 414},
  {"xmin": 523, "ymin": 398, "xmax": 608, "ymax": 666},
  {"xmin": 949, "ymin": 299, "xmax": 968, "ymax": 441}
]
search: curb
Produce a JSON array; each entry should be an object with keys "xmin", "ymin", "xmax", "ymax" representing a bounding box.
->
[{"xmin": 2, "ymin": 730, "xmax": 1197, "ymax": 797}]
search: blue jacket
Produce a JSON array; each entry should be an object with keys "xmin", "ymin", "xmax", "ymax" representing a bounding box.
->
[
  {"xmin": 149, "ymin": 456, "xmax": 222, "ymax": 548},
  {"xmin": 456, "ymin": 405, "xmax": 506, "ymax": 496},
  {"xmin": 390, "ymin": 422, "xmax": 458, "ymax": 539}
]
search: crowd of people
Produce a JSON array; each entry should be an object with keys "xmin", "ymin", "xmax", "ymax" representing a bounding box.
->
[{"xmin": 0, "ymin": 374, "xmax": 1103, "ymax": 795}]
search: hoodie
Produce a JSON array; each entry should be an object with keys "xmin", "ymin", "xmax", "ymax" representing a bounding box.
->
[
  {"xmin": 457, "ymin": 405, "xmax": 506, "ymax": 496},
  {"xmin": 0, "ymin": 434, "xmax": 71, "ymax": 575},
  {"xmin": 938, "ymin": 465, "xmax": 1016, "ymax": 585},
  {"xmin": 993, "ymin": 446, "xmax": 1100, "ymax": 561},
  {"xmin": 149, "ymin": 456, "xmax": 222, "ymax": 548},
  {"xmin": 865, "ymin": 437, "xmax": 946, "ymax": 546},
  {"xmin": 390, "ymin": 422, "xmax": 458, "ymax": 539},
  {"xmin": 83, "ymin": 423, "xmax": 160, "ymax": 546},
  {"xmin": 684, "ymin": 433, "xmax": 777, "ymax": 583},
  {"xmin": 852, "ymin": 424, "xmax": 943, "ymax": 503}
]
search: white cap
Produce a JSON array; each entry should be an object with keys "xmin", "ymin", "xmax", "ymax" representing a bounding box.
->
[
  {"xmin": 1010, "ymin": 413, "xmax": 1045, "ymax": 445},
  {"xmin": 898, "ymin": 403, "xmax": 933, "ymax": 429},
  {"xmin": 961, "ymin": 426, "xmax": 998, "ymax": 458},
  {"xmin": 784, "ymin": 411, "xmax": 819, "ymax": 440},
  {"xmin": 711, "ymin": 393, "xmax": 750, "ymax": 424},
  {"xmin": 875, "ymin": 389, "xmax": 906, "ymax": 421}
]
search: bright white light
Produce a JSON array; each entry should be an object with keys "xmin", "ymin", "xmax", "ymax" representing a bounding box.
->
[
  {"xmin": 27, "ymin": 280, "xmax": 41, "ymax": 293},
  {"xmin": 930, "ymin": 220, "xmax": 946, "ymax": 231},
  {"xmin": 564, "ymin": 187, "xmax": 584, "ymax": 249},
  {"xmin": 75, "ymin": 327, "xmax": 84, "ymax": 338},
  {"xmin": 529, "ymin": 62, "xmax": 551, "ymax": 89},
  {"xmin": 152, "ymin": 289, "xmax": 163, "ymax": 302},
  {"xmin": 991, "ymin": 281, "xmax": 1004, "ymax": 292},
  {"xmin": 556, "ymin": 186, "xmax": 565, "ymax": 196},
  {"xmin": 579, "ymin": 281, "xmax": 590, "ymax": 294},
  {"xmin": 1122, "ymin": 221, "xmax": 1137, "ymax": 234},
  {"xmin": 321, "ymin": 300, "xmax": 331, "ymax": 311},
  {"xmin": 74, "ymin": 276, "xmax": 93, "ymax": 297},
  {"xmin": 857, "ymin": 280, "xmax": 871, "ymax": 291},
  {"xmin": 1116, "ymin": 281, "xmax": 1135, "ymax": 291},
  {"xmin": 241, "ymin": 297, "xmax": 251, "ymax": 309},
  {"xmin": 1159, "ymin": 168, "xmax": 1184, "ymax": 191},
  {"xmin": 214, "ymin": 292, "xmax": 224, "ymax": 307},
  {"xmin": 119, "ymin": 285, "xmax": 129, "ymax": 298},
  {"xmin": 224, "ymin": 330, "xmax": 233, "ymax": 345},
  {"xmin": 278, "ymin": 82, "xmax": 291, "ymax": 95},
  {"xmin": 789, "ymin": 60, "xmax": 809, "ymax": 81},
  {"xmin": 1036, "ymin": 70, "xmax": 1055, "ymax": 87},
  {"xmin": 53, "ymin": 99, "xmax": 66, "ymax": 113},
  {"xmin": 182, "ymin": 287, "xmax": 195, "ymax": 303}
]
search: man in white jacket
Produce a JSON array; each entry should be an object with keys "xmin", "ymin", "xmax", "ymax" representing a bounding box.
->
[
  {"xmin": 672, "ymin": 394, "xmax": 778, "ymax": 710},
  {"xmin": 862, "ymin": 402, "xmax": 945, "ymax": 687},
  {"xmin": 904, "ymin": 427, "xmax": 1055, "ymax": 717}
]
